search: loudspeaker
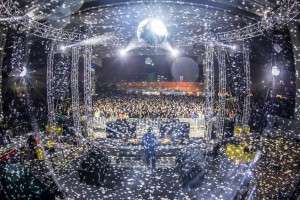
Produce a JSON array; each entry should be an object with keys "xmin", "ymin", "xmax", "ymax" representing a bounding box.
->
[{"xmin": 77, "ymin": 169, "xmax": 101, "ymax": 186}]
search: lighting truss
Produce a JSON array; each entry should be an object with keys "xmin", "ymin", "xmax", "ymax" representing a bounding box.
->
[
  {"xmin": 211, "ymin": 0, "xmax": 300, "ymax": 42},
  {"xmin": 71, "ymin": 47, "xmax": 80, "ymax": 131},
  {"xmin": 242, "ymin": 44, "xmax": 251, "ymax": 125},
  {"xmin": 0, "ymin": 27, "xmax": 7, "ymax": 122},
  {"xmin": 46, "ymin": 42, "xmax": 56, "ymax": 131},
  {"xmin": 1, "ymin": 0, "xmax": 299, "ymax": 44},
  {"xmin": 83, "ymin": 45, "xmax": 93, "ymax": 136},
  {"xmin": 204, "ymin": 43, "xmax": 214, "ymax": 140},
  {"xmin": 23, "ymin": 18, "xmax": 84, "ymax": 43},
  {"xmin": 0, "ymin": 0, "xmax": 22, "ymax": 18},
  {"xmin": 217, "ymin": 48, "xmax": 226, "ymax": 139}
]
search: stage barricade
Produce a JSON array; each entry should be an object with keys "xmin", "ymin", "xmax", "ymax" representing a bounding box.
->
[{"xmin": 93, "ymin": 117, "xmax": 205, "ymax": 137}]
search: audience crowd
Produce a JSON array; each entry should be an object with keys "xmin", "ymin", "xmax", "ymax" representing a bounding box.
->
[{"xmin": 92, "ymin": 93, "xmax": 205, "ymax": 119}]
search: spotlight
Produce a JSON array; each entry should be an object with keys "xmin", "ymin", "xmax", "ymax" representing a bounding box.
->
[
  {"xmin": 19, "ymin": 67, "xmax": 27, "ymax": 77},
  {"xmin": 271, "ymin": 66, "xmax": 280, "ymax": 76},
  {"xmin": 58, "ymin": 44, "xmax": 67, "ymax": 53},
  {"xmin": 171, "ymin": 49, "xmax": 178, "ymax": 56},
  {"xmin": 120, "ymin": 49, "xmax": 127, "ymax": 56},
  {"xmin": 231, "ymin": 44, "xmax": 238, "ymax": 51}
]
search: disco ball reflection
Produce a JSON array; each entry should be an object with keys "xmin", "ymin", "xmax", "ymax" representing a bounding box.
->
[{"xmin": 137, "ymin": 18, "xmax": 167, "ymax": 47}]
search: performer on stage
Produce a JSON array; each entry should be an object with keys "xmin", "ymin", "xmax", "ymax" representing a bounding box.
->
[{"xmin": 142, "ymin": 127, "xmax": 157, "ymax": 170}]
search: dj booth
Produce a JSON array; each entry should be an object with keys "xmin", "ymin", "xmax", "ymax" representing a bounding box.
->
[
  {"xmin": 92, "ymin": 138, "xmax": 204, "ymax": 158},
  {"xmin": 105, "ymin": 118, "xmax": 190, "ymax": 139}
]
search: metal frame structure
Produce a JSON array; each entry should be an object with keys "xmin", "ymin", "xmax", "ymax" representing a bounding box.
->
[
  {"xmin": 83, "ymin": 45, "xmax": 93, "ymax": 136},
  {"xmin": 217, "ymin": 48, "xmax": 227, "ymax": 138},
  {"xmin": 71, "ymin": 47, "xmax": 81, "ymax": 131},
  {"xmin": 242, "ymin": 44, "xmax": 251, "ymax": 125},
  {"xmin": 0, "ymin": 0, "xmax": 297, "ymax": 140},
  {"xmin": 204, "ymin": 43, "xmax": 214, "ymax": 140},
  {"xmin": 0, "ymin": 26, "xmax": 7, "ymax": 122},
  {"xmin": 46, "ymin": 42, "xmax": 56, "ymax": 131},
  {"xmin": 0, "ymin": 0, "xmax": 299, "ymax": 44},
  {"xmin": 0, "ymin": 0, "xmax": 22, "ymax": 18}
]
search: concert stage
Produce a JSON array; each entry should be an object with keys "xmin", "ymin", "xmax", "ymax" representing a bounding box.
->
[
  {"xmin": 56, "ymin": 149, "xmax": 250, "ymax": 200},
  {"xmin": 91, "ymin": 138, "xmax": 206, "ymax": 168}
]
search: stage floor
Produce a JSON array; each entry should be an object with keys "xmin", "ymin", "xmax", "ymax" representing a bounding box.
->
[
  {"xmin": 57, "ymin": 154, "xmax": 248, "ymax": 200},
  {"xmin": 2, "ymin": 131, "xmax": 299, "ymax": 199}
]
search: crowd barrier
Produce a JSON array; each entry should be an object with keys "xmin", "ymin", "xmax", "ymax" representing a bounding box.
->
[{"xmin": 93, "ymin": 117, "xmax": 205, "ymax": 136}]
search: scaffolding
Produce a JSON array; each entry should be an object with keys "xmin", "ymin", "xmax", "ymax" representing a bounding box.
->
[
  {"xmin": 217, "ymin": 48, "xmax": 227, "ymax": 138},
  {"xmin": 242, "ymin": 44, "xmax": 251, "ymax": 125},
  {"xmin": 204, "ymin": 43, "xmax": 214, "ymax": 140},
  {"xmin": 1, "ymin": 0, "xmax": 299, "ymax": 44},
  {"xmin": 46, "ymin": 42, "xmax": 56, "ymax": 131},
  {"xmin": 83, "ymin": 45, "xmax": 93, "ymax": 136},
  {"xmin": 71, "ymin": 47, "xmax": 80, "ymax": 131}
]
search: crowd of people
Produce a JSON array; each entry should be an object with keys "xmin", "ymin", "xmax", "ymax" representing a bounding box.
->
[{"xmin": 92, "ymin": 93, "xmax": 205, "ymax": 119}]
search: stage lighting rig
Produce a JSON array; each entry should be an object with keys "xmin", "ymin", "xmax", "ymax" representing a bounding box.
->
[{"xmin": 271, "ymin": 66, "xmax": 280, "ymax": 76}]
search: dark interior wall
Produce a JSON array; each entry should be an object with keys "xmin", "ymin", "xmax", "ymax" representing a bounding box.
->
[{"xmin": 97, "ymin": 55, "xmax": 202, "ymax": 83}]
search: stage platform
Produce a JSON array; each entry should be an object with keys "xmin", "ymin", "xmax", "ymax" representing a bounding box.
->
[
  {"xmin": 92, "ymin": 128, "xmax": 205, "ymax": 139},
  {"xmin": 93, "ymin": 117, "xmax": 206, "ymax": 139},
  {"xmin": 92, "ymin": 138, "xmax": 206, "ymax": 169}
]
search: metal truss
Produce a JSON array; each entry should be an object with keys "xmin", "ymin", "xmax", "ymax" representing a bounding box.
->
[
  {"xmin": 217, "ymin": 48, "xmax": 226, "ymax": 139},
  {"xmin": 84, "ymin": 45, "xmax": 93, "ymax": 136},
  {"xmin": 23, "ymin": 18, "xmax": 84, "ymax": 43},
  {"xmin": 215, "ymin": 0, "xmax": 300, "ymax": 42},
  {"xmin": 1, "ymin": 0, "xmax": 299, "ymax": 44},
  {"xmin": 0, "ymin": 27, "xmax": 7, "ymax": 122},
  {"xmin": 71, "ymin": 47, "xmax": 80, "ymax": 131},
  {"xmin": 204, "ymin": 43, "xmax": 214, "ymax": 140},
  {"xmin": 47, "ymin": 42, "xmax": 56, "ymax": 131},
  {"xmin": 0, "ymin": 0, "xmax": 22, "ymax": 18},
  {"xmin": 242, "ymin": 44, "xmax": 251, "ymax": 125}
]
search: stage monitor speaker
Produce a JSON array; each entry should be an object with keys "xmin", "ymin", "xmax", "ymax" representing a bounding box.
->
[{"xmin": 77, "ymin": 169, "xmax": 101, "ymax": 186}]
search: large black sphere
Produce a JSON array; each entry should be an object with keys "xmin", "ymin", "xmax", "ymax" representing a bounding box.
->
[{"xmin": 137, "ymin": 18, "xmax": 167, "ymax": 47}]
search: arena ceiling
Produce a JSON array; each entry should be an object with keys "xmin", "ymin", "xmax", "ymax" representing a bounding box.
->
[{"xmin": 12, "ymin": 0, "xmax": 295, "ymax": 59}]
